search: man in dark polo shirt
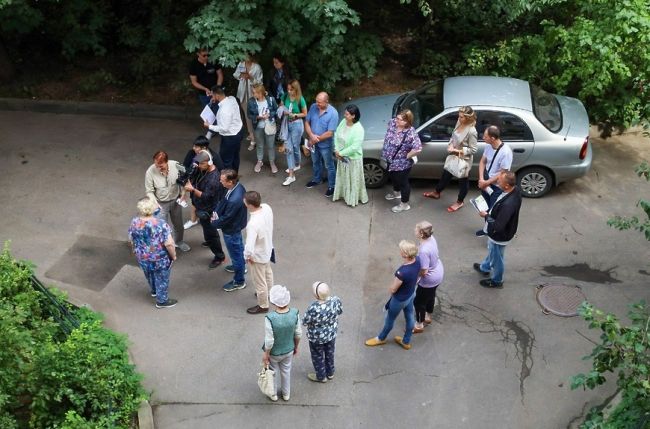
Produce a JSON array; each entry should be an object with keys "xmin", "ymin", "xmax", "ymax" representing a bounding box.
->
[{"xmin": 189, "ymin": 48, "xmax": 224, "ymax": 106}]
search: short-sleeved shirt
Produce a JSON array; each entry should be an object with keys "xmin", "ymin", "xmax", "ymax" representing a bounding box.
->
[
  {"xmin": 305, "ymin": 104, "xmax": 339, "ymax": 146},
  {"xmin": 483, "ymin": 143, "xmax": 513, "ymax": 178},
  {"xmin": 382, "ymin": 118, "xmax": 422, "ymax": 172},
  {"xmin": 128, "ymin": 217, "xmax": 171, "ymax": 266},
  {"xmin": 418, "ymin": 238, "xmax": 444, "ymax": 287},
  {"xmin": 282, "ymin": 95, "xmax": 307, "ymax": 115},
  {"xmin": 189, "ymin": 59, "xmax": 222, "ymax": 94},
  {"xmin": 393, "ymin": 257, "xmax": 421, "ymax": 301},
  {"xmin": 302, "ymin": 296, "xmax": 343, "ymax": 344}
]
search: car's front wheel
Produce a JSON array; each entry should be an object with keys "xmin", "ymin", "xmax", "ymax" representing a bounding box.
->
[
  {"xmin": 517, "ymin": 167, "xmax": 553, "ymax": 198},
  {"xmin": 363, "ymin": 159, "xmax": 388, "ymax": 188}
]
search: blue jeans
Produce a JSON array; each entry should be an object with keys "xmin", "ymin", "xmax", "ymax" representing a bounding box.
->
[
  {"xmin": 309, "ymin": 340, "xmax": 336, "ymax": 381},
  {"xmin": 482, "ymin": 185, "xmax": 503, "ymax": 209},
  {"xmin": 253, "ymin": 126, "xmax": 276, "ymax": 163},
  {"xmin": 480, "ymin": 239, "xmax": 506, "ymax": 283},
  {"xmin": 285, "ymin": 120, "xmax": 303, "ymax": 170},
  {"xmin": 378, "ymin": 294, "xmax": 415, "ymax": 345},
  {"xmin": 311, "ymin": 143, "xmax": 336, "ymax": 187},
  {"xmin": 222, "ymin": 232, "xmax": 245, "ymax": 284},
  {"xmin": 198, "ymin": 94, "xmax": 211, "ymax": 107}
]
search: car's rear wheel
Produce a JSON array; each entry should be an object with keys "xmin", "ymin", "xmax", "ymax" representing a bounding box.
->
[
  {"xmin": 517, "ymin": 167, "xmax": 553, "ymax": 198},
  {"xmin": 364, "ymin": 159, "xmax": 388, "ymax": 188}
]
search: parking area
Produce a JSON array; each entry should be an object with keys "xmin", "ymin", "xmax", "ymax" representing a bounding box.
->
[{"xmin": 1, "ymin": 109, "xmax": 648, "ymax": 428}]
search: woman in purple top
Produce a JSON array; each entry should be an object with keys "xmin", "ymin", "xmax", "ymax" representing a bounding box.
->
[
  {"xmin": 382, "ymin": 109, "xmax": 422, "ymax": 213},
  {"xmin": 365, "ymin": 240, "xmax": 421, "ymax": 350},
  {"xmin": 128, "ymin": 197, "xmax": 178, "ymax": 308},
  {"xmin": 413, "ymin": 221, "xmax": 444, "ymax": 333}
]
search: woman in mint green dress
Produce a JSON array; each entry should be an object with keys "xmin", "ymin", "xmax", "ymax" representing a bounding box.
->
[{"xmin": 332, "ymin": 104, "xmax": 368, "ymax": 207}]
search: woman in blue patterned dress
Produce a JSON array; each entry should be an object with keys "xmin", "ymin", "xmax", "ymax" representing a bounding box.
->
[
  {"xmin": 302, "ymin": 282, "xmax": 343, "ymax": 382},
  {"xmin": 128, "ymin": 197, "xmax": 178, "ymax": 309}
]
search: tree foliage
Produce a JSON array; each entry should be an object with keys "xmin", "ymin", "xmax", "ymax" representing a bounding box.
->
[
  {"xmin": 608, "ymin": 162, "xmax": 650, "ymax": 241},
  {"xmin": 184, "ymin": 0, "xmax": 382, "ymax": 94},
  {"xmin": 406, "ymin": 0, "xmax": 650, "ymax": 134},
  {"xmin": 571, "ymin": 301, "xmax": 650, "ymax": 428}
]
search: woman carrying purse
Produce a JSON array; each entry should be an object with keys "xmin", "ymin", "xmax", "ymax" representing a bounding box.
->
[{"xmin": 423, "ymin": 105, "xmax": 478, "ymax": 212}]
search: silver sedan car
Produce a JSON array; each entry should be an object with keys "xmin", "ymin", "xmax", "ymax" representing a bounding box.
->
[{"xmin": 347, "ymin": 76, "xmax": 592, "ymax": 197}]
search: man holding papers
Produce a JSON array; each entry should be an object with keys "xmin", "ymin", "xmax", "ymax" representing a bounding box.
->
[
  {"xmin": 473, "ymin": 170, "xmax": 522, "ymax": 289},
  {"xmin": 204, "ymin": 86, "xmax": 244, "ymax": 172}
]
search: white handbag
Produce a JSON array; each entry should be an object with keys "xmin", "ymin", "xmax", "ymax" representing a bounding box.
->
[
  {"xmin": 443, "ymin": 154, "xmax": 470, "ymax": 178},
  {"xmin": 264, "ymin": 120, "xmax": 277, "ymax": 136},
  {"xmin": 257, "ymin": 364, "xmax": 275, "ymax": 398}
]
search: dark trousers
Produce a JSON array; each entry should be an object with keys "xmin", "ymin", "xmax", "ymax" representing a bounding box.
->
[
  {"xmin": 414, "ymin": 285, "xmax": 437, "ymax": 323},
  {"xmin": 220, "ymin": 133, "xmax": 243, "ymax": 172},
  {"xmin": 481, "ymin": 185, "xmax": 503, "ymax": 209},
  {"xmin": 309, "ymin": 339, "xmax": 336, "ymax": 381},
  {"xmin": 199, "ymin": 217, "xmax": 225, "ymax": 261},
  {"xmin": 390, "ymin": 168, "xmax": 412, "ymax": 203},
  {"xmin": 436, "ymin": 170, "xmax": 469, "ymax": 202}
]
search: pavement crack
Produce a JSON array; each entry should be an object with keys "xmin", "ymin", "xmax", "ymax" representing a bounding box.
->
[
  {"xmin": 437, "ymin": 295, "xmax": 536, "ymax": 403},
  {"xmin": 353, "ymin": 370, "xmax": 405, "ymax": 385}
]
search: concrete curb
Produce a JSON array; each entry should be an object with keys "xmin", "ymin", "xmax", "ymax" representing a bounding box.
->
[{"xmin": 0, "ymin": 97, "xmax": 193, "ymax": 120}]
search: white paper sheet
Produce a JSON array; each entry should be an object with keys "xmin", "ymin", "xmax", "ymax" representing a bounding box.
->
[{"xmin": 200, "ymin": 105, "xmax": 216, "ymax": 125}]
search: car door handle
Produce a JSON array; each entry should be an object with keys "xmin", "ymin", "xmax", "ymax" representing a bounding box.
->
[{"xmin": 513, "ymin": 148, "xmax": 525, "ymax": 153}]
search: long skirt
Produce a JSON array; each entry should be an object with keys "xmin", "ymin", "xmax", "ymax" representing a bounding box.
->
[{"xmin": 332, "ymin": 158, "xmax": 368, "ymax": 207}]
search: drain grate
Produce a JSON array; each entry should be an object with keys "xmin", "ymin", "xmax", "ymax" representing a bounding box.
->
[{"xmin": 536, "ymin": 283, "xmax": 587, "ymax": 317}]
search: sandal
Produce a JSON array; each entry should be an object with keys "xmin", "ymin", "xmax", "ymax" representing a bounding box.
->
[
  {"xmin": 447, "ymin": 202, "xmax": 464, "ymax": 212},
  {"xmin": 423, "ymin": 190, "xmax": 440, "ymax": 199}
]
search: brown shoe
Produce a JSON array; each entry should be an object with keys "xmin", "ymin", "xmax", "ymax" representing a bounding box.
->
[
  {"xmin": 246, "ymin": 305, "xmax": 268, "ymax": 314},
  {"xmin": 412, "ymin": 327, "xmax": 424, "ymax": 334}
]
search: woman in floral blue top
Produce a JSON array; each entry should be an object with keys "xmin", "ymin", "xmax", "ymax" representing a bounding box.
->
[
  {"xmin": 128, "ymin": 197, "xmax": 178, "ymax": 308},
  {"xmin": 302, "ymin": 282, "xmax": 343, "ymax": 383},
  {"xmin": 382, "ymin": 109, "xmax": 422, "ymax": 213}
]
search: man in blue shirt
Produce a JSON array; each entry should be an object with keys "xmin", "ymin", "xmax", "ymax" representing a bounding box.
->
[{"xmin": 304, "ymin": 92, "xmax": 339, "ymax": 197}]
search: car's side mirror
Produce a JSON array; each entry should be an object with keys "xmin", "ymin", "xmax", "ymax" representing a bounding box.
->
[{"xmin": 419, "ymin": 131, "xmax": 432, "ymax": 142}]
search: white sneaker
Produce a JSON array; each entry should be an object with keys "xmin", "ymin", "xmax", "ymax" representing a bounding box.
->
[
  {"xmin": 391, "ymin": 203, "xmax": 411, "ymax": 213},
  {"xmin": 282, "ymin": 176, "xmax": 296, "ymax": 186},
  {"xmin": 282, "ymin": 393, "xmax": 290, "ymax": 401},
  {"xmin": 385, "ymin": 192, "xmax": 401, "ymax": 201},
  {"xmin": 183, "ymin": 220, "xmax": 198, "ymax": 230},
  {"xmin": 254, "ymin": 161, "xmax": 263, "ymax": 173},
  {"xmin": 176, "ymin": 241, "xmax": 191, "ymax": 252},
  {"xmin": 285, "ymin": 165, "xmax": 301, "ymax": 173}
]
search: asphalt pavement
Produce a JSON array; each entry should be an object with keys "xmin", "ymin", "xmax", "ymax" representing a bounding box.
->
[{"xmin": 1, "ymin": 106, "xmax": 649, "ymax": 429}]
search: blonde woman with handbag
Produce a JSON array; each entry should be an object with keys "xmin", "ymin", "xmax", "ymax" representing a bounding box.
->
[{"xmin": 423, "ymin": 105, "xmax": 478, "ymax": 212}]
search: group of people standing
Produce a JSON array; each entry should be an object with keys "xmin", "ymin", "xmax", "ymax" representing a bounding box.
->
[
  {"xmin": 126, "ymin": 48, "xmax": 524, "ymax": 401},
  {"xmin": 189, "ymin": 48, "xmax": 370, "ymax": 207}
]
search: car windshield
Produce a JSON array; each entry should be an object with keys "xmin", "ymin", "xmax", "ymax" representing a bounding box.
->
[
  {"xmin": 530, "ymin": 84, "xmax": 562, "ymax": 132},
  {"xmin": 393, "ymin": 81, "xmax": 444, "ymax": 129}
]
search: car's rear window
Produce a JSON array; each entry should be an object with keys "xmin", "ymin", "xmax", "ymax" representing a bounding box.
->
[
  {"xmin": 531, "ymin": 84, "xmax": 562, "ymax": 132},
  {"xmin": 395, "ymin": 81, "xmax": 444, "ymax": 128}
]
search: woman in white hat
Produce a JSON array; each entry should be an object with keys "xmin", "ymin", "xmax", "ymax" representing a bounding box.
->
[
  {"xmin": 262, "ymin": 285, "xmax": 302, "ymax": 402},
  {"xmin": 302, "ymin": 282, "xmax": 343, "ymax": 382}
]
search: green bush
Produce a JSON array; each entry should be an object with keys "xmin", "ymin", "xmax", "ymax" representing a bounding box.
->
[
  {"xmin": 0, "ymin": 244, "xmax": 147, "ymax": 428},
  {"xmin": 571, "ymin": 301, "xmax": 650, "ymax": 428}
]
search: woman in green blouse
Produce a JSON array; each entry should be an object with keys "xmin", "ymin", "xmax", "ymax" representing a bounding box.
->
[{"xmin": 332, "ymin": 104, "xmax": 368, "ymax": 207}]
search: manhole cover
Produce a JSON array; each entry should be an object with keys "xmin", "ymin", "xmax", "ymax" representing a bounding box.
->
[{"xmin": 536, "ymin": 283, "xmax": 587, "ymax": 317}]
